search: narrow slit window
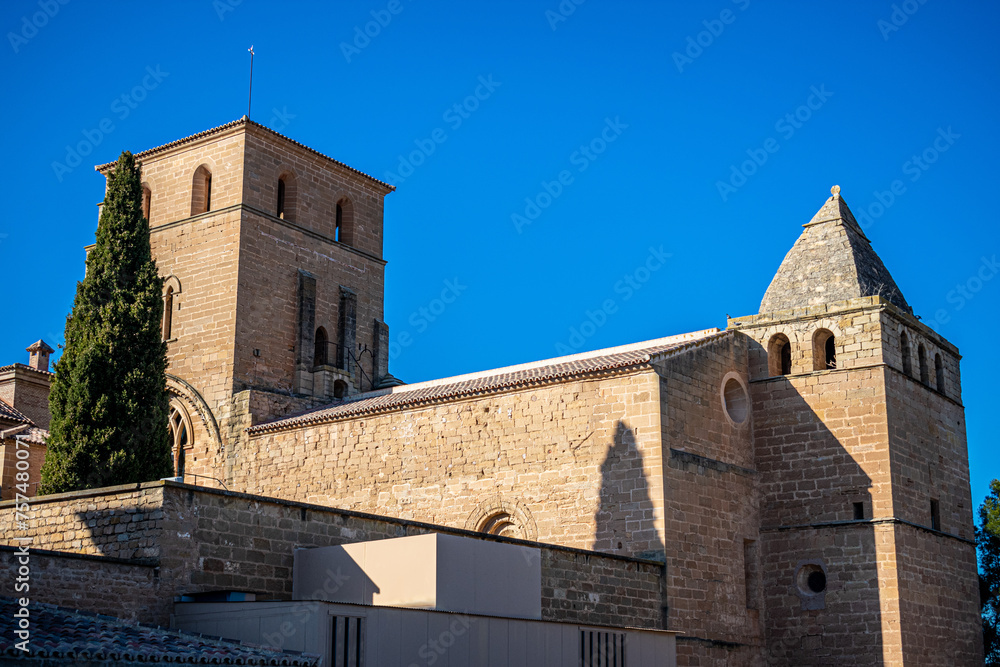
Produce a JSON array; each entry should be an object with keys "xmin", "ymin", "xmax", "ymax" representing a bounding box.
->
[
  {"xmin": 918, "ymin": 344, "xmax": 929, "ymax": 385},
  {"xmin": 935, "ymin": 353, "xmax": 945, "ymax": 394},
  {"xmin": 277, "ymin": 178, "xmax": 286, "ymax": 219},
  {"xmin": 853, "ymin": 502, "xmax": 865, "ymax": 520},
  {"xmin": 335, "ymin": 202, "xmax": 343, "ymax": 242},
  {"xmin": 163, "ymin": 286, "xmax": 174, "ymax": 340},
  {"xmin": 930, "ymin": 498, "xmax": 941, "ymax": 531},
  {"xmin": 900, "ymin": 331, "xmax": 912, "ymax": 376}
]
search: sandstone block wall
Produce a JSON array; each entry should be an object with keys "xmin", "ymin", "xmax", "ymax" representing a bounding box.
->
[
  {"xmin": 655, "ymin": 332, "xmax": 762, "ymax": 657},
  {"xmin": 235, "ymin": 370, "xmax": 665, "ymax": 555},
  {"xmin": 0, "ymin": 482, "xmax": 663, "ymax": 629}
]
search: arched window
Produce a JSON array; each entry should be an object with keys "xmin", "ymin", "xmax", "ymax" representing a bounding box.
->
[
  {"xmin": 168, "ymin": 405, "xmax": 191, "ymax": 478},
  {"xmin": 480, "ymin": 512, "xmax": 517, "ymax": 537},
  {"xmin": 163, "ymin": 286, "xmax": 174, "ymax": 340},
  {"xmin": 335, "ymin": 197, "xmax": 354, "ymax": 246},
  {"xmin": 333, "ymin": 379, "xmax": 348, "ymax": 399},
  {"xmin": 935, "ymin": 353, "xmax": 945, "ymax": 394},
  {"xmin": 918, "ymin": 344, "xmax": 929, "ymax": 385},
  {"xmin": 276, "ymin": 178, "xmax": 286, "ymax": 219},
  {"xmin": 813, "ymin": 329, "xmax": 836, "ymax": 371},
  {"xmin": 767, "ymin": 333, "xmax": 792, "ymax": 376},
  {"xmin": 314, "ymin": 327, "xmax": 328, "ymax": 367},
  {"xmin": 142, "ymin": 184, "xmax": 152, "ymax": 221},
  {"xmin": 191, "ymin": 165, "xmax": 213, "ymax": 215},
  {"xmin": 900, "ymin": 331, "xmax": 912, "ymax": 376}
]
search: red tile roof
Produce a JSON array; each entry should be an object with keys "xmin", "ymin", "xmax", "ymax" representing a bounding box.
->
[
  {"xmin": 93, "ymin": 117, "xmax": 395, "ymax": 192},
  {"xmin": 250, "ymin": 329, "xmax": 729, "ymax": 434},
  {"xmin": 0, "ymin": 596, "xmax": 320, "ymax": 665},
  {"xmin": 0, "ymin": 398, "xmax": 32, "ymax": 426}
]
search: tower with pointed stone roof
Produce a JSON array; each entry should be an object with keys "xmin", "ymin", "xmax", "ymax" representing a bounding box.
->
[{"xmin": 728, "ymin": 187, "xmax": 981, "ymax": 665}]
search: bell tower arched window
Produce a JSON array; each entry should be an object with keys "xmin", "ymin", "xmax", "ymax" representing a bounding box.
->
[
  {"xmin": 813, "ymin": 329, "xmax": 836, "ymax": 371},
  {"xmin": 918, "ymin": 344, "xmax": 929, "ymax": 385},
  {"xmin": 900, "ymin": 331, "xmax": 912, "ymax": 376},
  {"xmin": 314, "ymin": 327, "xmax": 329, "ymax": 367},
  {"xmin": 768, "ymin": 333, "xmax": 792, "ymax": 376}
]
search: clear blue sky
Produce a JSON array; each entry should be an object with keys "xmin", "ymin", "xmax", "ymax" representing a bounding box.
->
[{"xmin": 1, "ymin": 2, "xmax": 997, "ymax": 512}]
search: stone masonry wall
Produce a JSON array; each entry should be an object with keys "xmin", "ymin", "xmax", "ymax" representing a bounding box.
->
[
  {"xmin": 0, "ymin": 482, "xmax": 664, "ymax": 629},
  {"xmin": 654, "ymin": 332, "xmax": 763, "ymax": 661},
  {"xmin": 235, "ymin": 370, "xmax": 665, "ymax": 556}
]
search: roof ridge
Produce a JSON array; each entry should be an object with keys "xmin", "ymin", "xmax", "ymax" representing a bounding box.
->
[{"xmin": 248, "ymin": 329, "xmax": 732, "ymax": 434}]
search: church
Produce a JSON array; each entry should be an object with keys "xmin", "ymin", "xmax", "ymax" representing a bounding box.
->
[{"xmin": 0, "ymin": 118, "xmax": 983, "ymax": 665}]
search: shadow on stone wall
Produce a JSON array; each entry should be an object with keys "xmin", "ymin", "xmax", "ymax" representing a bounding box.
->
[
  {"xmin": 594, "ymin": 421, "xmax": 667, "ymax": 564},
  {"xmin": 752, "ymin": 375, "xmax": 883, "ymax": 665}
]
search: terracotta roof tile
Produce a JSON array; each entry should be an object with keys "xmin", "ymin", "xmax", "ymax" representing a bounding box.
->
[
  {"xmin": 0, "ymin": 596, "xmax": 320, "ymax": 665},
  {"xmin": 250, "ymin": 329, "xmax": 728, "ymax": 434},
  {"xmin": 0, "ymin": 398, "xmax": 32, "ymax": 426}
]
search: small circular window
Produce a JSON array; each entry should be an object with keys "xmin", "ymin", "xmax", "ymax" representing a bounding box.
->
[
  {"xmin": 721, "ymin": 374, "xmax": 749, "ymax": 425},
  {"xmin": 797, "ymin": 564, "xmax": 827, "ymax": 595}
]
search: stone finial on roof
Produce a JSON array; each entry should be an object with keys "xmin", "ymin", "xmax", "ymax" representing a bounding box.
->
[
  {"xmin": 26, "ymin": 339, "xmax": 54, "ymax": 372},
  {"xmin": 758, "ymin": 187, "xmax": 911, "ymax": 314}
]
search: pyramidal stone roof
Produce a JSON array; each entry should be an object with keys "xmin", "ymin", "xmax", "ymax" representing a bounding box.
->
[{"xmin": 759, "ymin": 186, "xmax": 911, "ymax": 314}]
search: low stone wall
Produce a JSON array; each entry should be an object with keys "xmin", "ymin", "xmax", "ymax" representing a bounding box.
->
[{"xmin": 0, "ymin": 481, "xmax": 664, "ymax": 628}]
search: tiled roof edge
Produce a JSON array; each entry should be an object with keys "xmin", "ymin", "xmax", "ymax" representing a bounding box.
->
[{"xmin": 249, "ymin": 329, "xmax": 733, "ymax": 434}]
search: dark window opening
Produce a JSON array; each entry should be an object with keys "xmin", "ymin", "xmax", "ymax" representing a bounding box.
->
[
  {"xmin": 335, "ymin": 203, "xmax": 343, "ymax": 242},
  {"xmin": 277, "ymin": 178, "xmax": 286, "ymax": 219},
  {"xmin": 853, "ymin": 502, "xmax": 865, "ymax": 520},
  {"xmin": 314, "ymin": 327, "xmax": 328, "ymax": 367},
  {"xmin": 163, "ymin": 286, "xmax": 174, "ymax": 340},
  {"xmin": 205, "ymin": 175, "xmax": 212, "ymax": 211},
  {"xmin": 142, "ymin": 185, "xmax": 152, "ymax": 221},
  {"xmin": 807, "ymin": 570, "xmax": 827, "ymax": 594},
  {"xmin": 935, "ymin": 353, "xmax": 945, "ymax": 394},
  {"xmin": 813, "ymin": 329, "xmax": 836, "ymax": 371},
  {"xmin": 825, "ymin": 335, "xmax": 836, "ymax": 369},
  {"xmin": 900, "ymin": 331, "xmax": 912, "ymax": 376},
  {"xmin": 918, "ymin": 344, "xmax": 929, "ymax": 385},
  {"xmin": 768, "ymin": 334, "xmax": 792, "ymax": 376},
  {"xmin": 333, "ymin": 379, "xmax": 348, "ymax": 399},
  {"xmin": 930, "ymin": 498, "xmax": 941, "ymax": 531}
]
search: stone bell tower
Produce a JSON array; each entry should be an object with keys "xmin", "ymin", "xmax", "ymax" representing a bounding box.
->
[
  {"xmin": 94, "ymin": 118, "xmax": 399, "ymax": 485},
  {"xmin": 728, "ymin": 186, "xmax": 981, "ymax": 665}
]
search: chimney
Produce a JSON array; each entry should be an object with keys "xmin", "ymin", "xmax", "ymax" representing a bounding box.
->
[{"xmin": 26, "ymin": 340, "xmax": 54, "ymax": 372}]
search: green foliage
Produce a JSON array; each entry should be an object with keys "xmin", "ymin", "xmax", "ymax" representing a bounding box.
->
[
  {"xmin": 40, "ymin": 151, "xmax": 172, "ymax": 493},
  {"xmin": 980, "ymin": 479, "xmax": 1000, "ymax": 664}
]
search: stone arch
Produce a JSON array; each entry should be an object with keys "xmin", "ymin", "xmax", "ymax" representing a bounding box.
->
[
  {"xmin": 767, "ymin": 333, "xmax": 792, "ymax": 376},
  {"xmin": 168, "ymin": 399, "xmax": 193, "ymax": 477},
  {"xmin": 464, "ymin": 496, "xmax": 537, "ymax": 541},
  {"xmin": 899, "ymin": 328, "xmax": 912, "ymax": 377},
  {"xmin": 191, "ymin": 163, "xmax": 215, "ymax": 215},
  {"xmin": 166, "ymin": 375, "xmax": 224, "ymax": 455},
  {"xmin": 812, "ymin": 328, "xmax": 837, "ymax": 371}
]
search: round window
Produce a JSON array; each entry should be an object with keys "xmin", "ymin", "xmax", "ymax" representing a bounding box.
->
[
  {"xmin": 797, "ymin": 564, "xmax": 827, "ymax": 595},
  {"xmin": 722, "ymin": 376, "xmax": 749, "ymax": 424}
]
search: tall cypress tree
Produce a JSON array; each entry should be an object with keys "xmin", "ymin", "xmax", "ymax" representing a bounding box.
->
[{"xmin": 40, "ymin": 151, "xmax": 172, "ymax": 493}]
